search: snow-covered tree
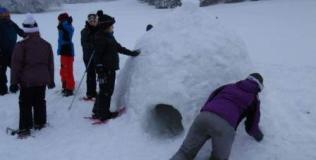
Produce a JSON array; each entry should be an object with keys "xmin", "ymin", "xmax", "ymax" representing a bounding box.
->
[
  {"xmin": 200, "ymin": 0, "xmax": 220, "ymax": 7},
  {"xmin": 63, "ymin": 0, "xmax": 111, "ymax": 3},
  {"xmin": 0, "ymin": 0, "xmax": 61, "ymax": 13},
  {"xmin": 0, "ymin": 0, "xmax": 114, "ymax": 13},
  {"xmin": 200, "ymin": 0, "xmax": 259, "ymax": 7},
  {"xmin": 140, "ymin": 0, "xmax": 181, "ymax": 9}
]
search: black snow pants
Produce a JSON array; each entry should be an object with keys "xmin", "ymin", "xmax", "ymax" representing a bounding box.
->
[
  {"xmin": 84, "ymin": 60, "xmax": 96, "ymax": 98},
  {"xmin": 0, "ymin": 54, "xmax": 10, "ymax": 93},
  {"xmin": 92, "ymin": 70, "xmax": 116, "ymax": 120},
  {"xmin": 19, "ymin": 86, "xmax": 47, "ymax": 130}
]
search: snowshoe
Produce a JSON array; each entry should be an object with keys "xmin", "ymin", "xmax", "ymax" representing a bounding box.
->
[
  {"xmin": 80, "ymin": 96, "xmax": 96, "ymax": 102},
  {"xmin": 85, "ymin": 107, "xmax": 126, "ymax": 125},
  {"xmin": 6, "ymin": 128, "xmax": 31, "ymax": 139},
  {"xmin": 34, "ymin": 124, "xmax": 46, "ymax": 130},
  {"xmin": 17, "ymin": 129, "xmax": 31, "ymax": 139}
]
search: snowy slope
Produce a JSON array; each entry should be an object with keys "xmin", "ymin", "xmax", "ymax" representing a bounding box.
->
[{"xmin": 0, "ymin": 0, "xmax": 316, "ymax": 160}]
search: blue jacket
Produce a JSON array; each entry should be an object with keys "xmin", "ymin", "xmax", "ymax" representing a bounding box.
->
[
  {"xmin": 57, "ymin": 21, "xmax": 74, "ymax": 56},
  {"xmin": 0, "ymin": 19, "xmax": 25, "ymax": 57}
]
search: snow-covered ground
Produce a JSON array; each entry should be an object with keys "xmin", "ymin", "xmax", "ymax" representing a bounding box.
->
[{"xmin": 0, "ymin": 0, "xmax": 316, "ymax": 160}]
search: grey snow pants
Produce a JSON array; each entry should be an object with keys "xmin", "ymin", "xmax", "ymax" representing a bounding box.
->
[{"xmin": 170, "ymin": 112, "xmax": 235, "ymax": 160}]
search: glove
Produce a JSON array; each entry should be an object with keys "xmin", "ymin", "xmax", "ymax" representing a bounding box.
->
[
  {"xmin": 57, "ymin": 23, "xmax": 63, "ymax": 30},
  {"xmin": 47, "ymin": 82, "xmax": 55, "ymax": 89},
  {"xmin": 67, "ymin": 16, "xmax": 73, "ymax": 24},
  {"xmin": 60, "ymin": 44, "xmax": 72, "ymax": 53},
  {"xmin": 96, "ymin": 64, "xmax": 105, "ymax": 75},
  {"xmin": 131, "ymin": 49, "xmax": 140, "ymax": 57},
  {"xmin": 97, "ymin": 10, "xmax": 104, "ymax": 17},
  {"xmin": 9, "ymin": 84, "xmax": 19, "ymax": 93},
  {"xmin": 253, "ymin": 130, "xmax": 264, "ymax": 142}
]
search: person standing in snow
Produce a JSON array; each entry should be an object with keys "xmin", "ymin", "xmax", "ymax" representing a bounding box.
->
[
  {"xmin": 0, "ymin": 7, "xmax": 26, "ymax": 95},
  {"xmin": 11, "ymin": 14, "xmax": 55, "ymax": 137},
  {"xmin": 171, "ymin": 73, "xmax": 264, "ymax": 160},
  {"xmin": 81, "ymin": 13, "xmax": 98, "ymax": 100},
  {"xmin": 57, "ymin": 12, "xmax": 75, "ymax": 97},
  {"xmin": 91, "ymin": 13, "xmax": 140, "ymax": 121}
]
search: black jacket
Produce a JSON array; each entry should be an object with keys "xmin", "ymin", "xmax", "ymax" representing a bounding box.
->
[
  {"xmin": 94, "ymin": 30, "xmax": 137, "ymax": 70},
  {"xmin": 0, "ymin": 19, "xmax": 25, "ymax": 65},
  {"xmin": 81, "ymin": 22, "xmax": 97, "ymax": 63}
]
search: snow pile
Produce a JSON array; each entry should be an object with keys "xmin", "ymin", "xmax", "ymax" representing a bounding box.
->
[{"xmin": 114, "ymin": 3, "xmax": 252, "ymax": 131}]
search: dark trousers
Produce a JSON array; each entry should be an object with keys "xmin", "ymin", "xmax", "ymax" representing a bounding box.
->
[
  {"xmin": 84, "ymin": 61, "xmax": 96, "ymax": 97},
  {"xmin": 92, "ymin": 70, "xmax": 116, "ymax": 119},
  {"xmin": 0, "ymin": 54, "xmax": 9, "ymax": 92},
  {"xmin": 171, "ymin": 112, "xmax": 235, "ymax": 160},
  {"xmin": 0, "ymin": 65, "xmax": 8, "ymax": 91},
  {"xmin": 19, "ymin": 86, "xmax": 47, "ymax": 130}
]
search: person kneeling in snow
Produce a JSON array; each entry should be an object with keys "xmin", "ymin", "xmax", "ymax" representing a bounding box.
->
[
  {"xmin": 171, "ymin": 73, "xmax": 264, "ymax": 160},
  {"xmin": 11, "ymin": 14, "xmax": 55, "ymax": 137},
  {"xmin": 91, "ymin": 13, "xmax": 140, "ymax": 121}
]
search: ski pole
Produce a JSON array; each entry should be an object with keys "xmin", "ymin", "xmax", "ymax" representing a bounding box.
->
[{"xmin": 68, "ymin": 51, "xmax": 95, "ymax": 111}]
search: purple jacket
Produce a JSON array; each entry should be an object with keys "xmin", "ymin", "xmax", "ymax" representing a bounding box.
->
[{"xmin": 201, "ymin": 79, "xmax": 261, "ymax": 137}]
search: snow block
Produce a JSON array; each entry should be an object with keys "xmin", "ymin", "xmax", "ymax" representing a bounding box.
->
[{"xmin": 114, "ymin": 3, "xmax": 252, "ymax": 135}]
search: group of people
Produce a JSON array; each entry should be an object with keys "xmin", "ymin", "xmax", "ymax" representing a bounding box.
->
[
  {"xmin": 0, "ymin": 8, "xmax": 140, "ymax": 137},
  {"xmin": 0, "ymin": 7, "xmax": 264, "ymax": 160}
]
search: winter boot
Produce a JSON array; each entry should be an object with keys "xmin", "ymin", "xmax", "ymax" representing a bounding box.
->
[
  {"xmin": 110, "ymin": 112, "xmax": 119, "ymax": 119},
  {"xmin": 98, "ymin": 112, "xmax": 119, "ymax": 121},
  {"xmin": 63, "ymin": 89, "xmax": 73, "ymax": 97},
  {"xmin": 82, "ymin": 94, "xmax": 96, "ymax": 101},
  {"xmin": 61, "ymin": 81, "xmax": 66, "ymax": 94},
  {"xmin": 86, "ymin": 92, "xmax": 97, "ymax": 99},
  {"xmin": 0, "ymin": 85, "xmax": 8, "ymax": 96},
  {"xmin": 91, "ymin": 114, "xmax": 99, "ymax": 120},
  {"xmin": 17, "ymin": 129, "xmax": 31, "ymax": 138},
  {"xmin": 34, "ymin": 124, "xmax": 45, "ymax": 130}
]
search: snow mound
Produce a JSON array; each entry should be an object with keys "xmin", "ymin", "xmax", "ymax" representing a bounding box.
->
[{"xmin": 114, "ymin": 3, "xmax": 252, "ymax": 133}]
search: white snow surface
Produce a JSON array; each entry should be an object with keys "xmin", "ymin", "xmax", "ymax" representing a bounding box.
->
[
  {"xmin": 0, "ymin": 0, "xmax": 316, "ymax": 160},
  {"xmin": 114, "ymin": 4, "xmax": 252, "ymax": 128}
]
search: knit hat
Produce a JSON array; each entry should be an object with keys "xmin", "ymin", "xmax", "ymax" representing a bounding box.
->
[
  {"xmin": 0, "ymin": 7, "xmax": 10, "ymax": 19},
  {"xmin": 22, "ymin": 14, "xmax": 39, "ymax": 33},
  {"xmin": 58, "ymin": 12, "xmax": 69, "ymax": 22},
  {"xmin": 98, "ymin": 14, "xmax": 115, "ymax": 29},
  {"xmin": 247, "ymin": 73, "xmax": 264, "ymax": 91}
]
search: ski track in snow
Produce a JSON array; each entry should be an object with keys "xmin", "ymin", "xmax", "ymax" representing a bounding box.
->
[{"xmin": 0, "ymin": 0, "xmax": 316, "ymax": 160}]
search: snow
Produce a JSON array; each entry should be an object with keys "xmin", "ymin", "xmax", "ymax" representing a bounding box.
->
[{"xmin": 0, "ymin": 0, "xmax": 316, "ymax": 160}]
